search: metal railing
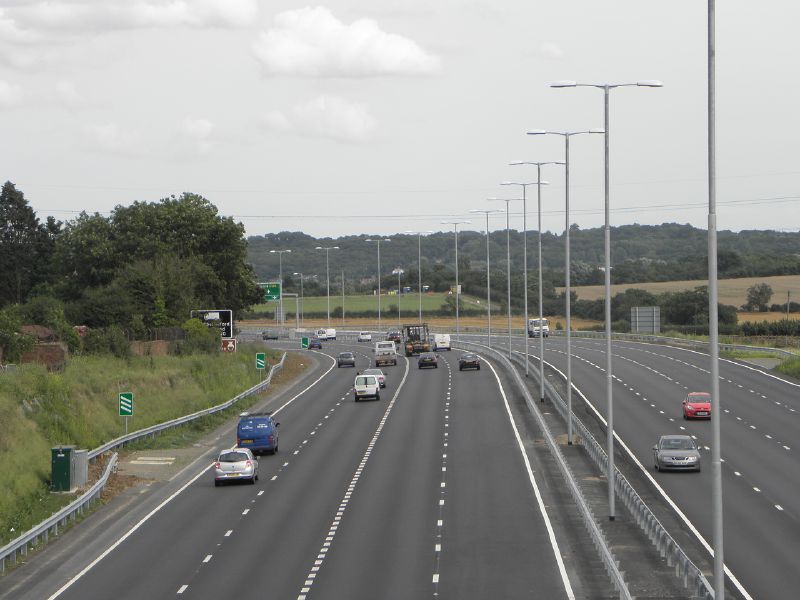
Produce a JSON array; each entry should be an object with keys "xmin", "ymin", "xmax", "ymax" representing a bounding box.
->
[
  {"xmin": 1, "ymin": 352, "xmax": 287, "ymax": 575},
  {"xmin": 0, "ymin": 454, "xmax": 118, "ymax": 574},
  {"xmin": 453, "ymin": 340, "xmax": 633, "ymax": 600},
  {"xmin": 89, "ymin": 352, "xmax": 286, "ymax": 459},
  {"xmin": 457, "ymin": 339, "xmax": 714, "ymax": 600}
]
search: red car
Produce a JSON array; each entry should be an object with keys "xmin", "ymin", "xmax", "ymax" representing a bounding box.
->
[{"xmin": 683, "ymin": 392, "xmax": 712, "ymax": 419}]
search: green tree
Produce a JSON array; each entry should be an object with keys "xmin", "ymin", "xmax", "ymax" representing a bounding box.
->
[
  {"xmin": 0, "ymin": 182, "xmax": 59, "ymax": 307},
  {"xmin": 743, "ymin": 283, "xmax": 773, "ymax": 311},
  {"xmin": 0, "ymin": 306, "xmax": 35, "ymax": 363}
]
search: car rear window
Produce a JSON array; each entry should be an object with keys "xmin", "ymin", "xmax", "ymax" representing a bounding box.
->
[
  {"xmin": 220, "ymin": 452, "xmax": 249, "ymax": 462},
  {"xmin": 239, "ymin": 418, "xmax": 271, "ymax": 431},
  {"xmin": 356, "ymin": 376, "xmax": 376, "ymax": 386}
]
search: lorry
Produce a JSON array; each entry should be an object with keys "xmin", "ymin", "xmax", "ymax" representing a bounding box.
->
[
  {"xmin": 402, "ymin": 323, "xmax": 431, "ymax": 356},
  {"xmin": 374, "ymin": 341, "xmax": 398, "ymax": 366},
  {"xmin": 527, "ymin": 318, "xmax": 550, "ymax": 338},
  {"xmin": 316, "ymin": 328, "xmax": 337, "ymax": 340}
]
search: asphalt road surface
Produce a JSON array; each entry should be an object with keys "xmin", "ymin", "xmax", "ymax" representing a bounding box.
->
[
  {"xmin": 11, "ymin": 343, "xmax": 575, "ymax": 600},
  {"xmin": 486, "ymin": 332, "xmax": 799, "ymax": 600}
]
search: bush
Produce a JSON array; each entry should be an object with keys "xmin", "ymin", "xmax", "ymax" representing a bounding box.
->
[
  {"xmin": 174, "ymin": 318, "xmax": 219, "ymax": 355},
  {"xmin": 83, "ymin": 325, "xmax": 131, "ymax": 358}
]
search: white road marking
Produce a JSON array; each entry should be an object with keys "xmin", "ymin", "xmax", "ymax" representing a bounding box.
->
[
  {"xmin": 225, "ymin": 530, "xmax": 232, "ymax": 536},
  {"xmin": 242, "ymin": 509, "xmax": 249, "ymax": 515},
  {"xmin": 203, "ymin": 555, "xmax": 212, "ymax": 563},
  {"xmin": 177, "ymin": 585, "xmax": 188, "ymax": 594}
]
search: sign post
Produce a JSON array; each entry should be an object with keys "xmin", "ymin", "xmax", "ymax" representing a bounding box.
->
[{"xmin": 119, "ymin": 392, "xmax": 133, "ymax": 434}]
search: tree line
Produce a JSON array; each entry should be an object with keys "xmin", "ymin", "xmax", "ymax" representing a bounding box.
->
[{"xmin": 0, "ymin": 181, "xmax": 262, "ymax": 361}]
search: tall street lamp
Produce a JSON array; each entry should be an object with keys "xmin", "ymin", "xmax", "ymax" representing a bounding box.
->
[
  {"xmin": 526, "ymin": 130, "xmax": 603, "ymax": 442},
  {"xmin": 551, "ymin": 78, "xmax": 662, "ymax": 521},
  {"xmin": 270, "ymin": 249, "xmax": 291, "ymax": 325},
  {"xmin": 488, "ymin": 198, "xmax": 523, "ymax": 358},
  {"xmin": 293, "ymin": 272, "xmax": 307, "ymax": 328},
  {"xmin": 341, "ymin": 269, "xmax": 346, "ymax": 327},
  {"xmin": 393, "ymin": 268, "xmax": 404, "ymax": 327},
  {"xmin": 706, "ymin": 3, "xmax": 725, "ymax": 595},
  {"xmin": 469, "ymin": 209, "xmax": 503, "ymax": 347},
  {"xmin": 404, "ymin": 230, "xmax": 434, "ymax": 323},
  {"xmin": 502, "ymin": 171, "xmax": 559, "ymax": 389},
  {"xmin": 315, "ymin": 246, "xmax": 339, "ymax": 327},
  {"xmin": 365, "ymin": 238, "xmax": 391, "ymax": 332},
  {"xmin": 441, "ymin": 220, "xmax": 470, "ymax": 340}
]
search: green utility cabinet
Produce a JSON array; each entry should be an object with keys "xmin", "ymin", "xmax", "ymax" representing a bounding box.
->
[{"xmin": 51, "ymin": 446, "xmax": 76, "ymax": 492}]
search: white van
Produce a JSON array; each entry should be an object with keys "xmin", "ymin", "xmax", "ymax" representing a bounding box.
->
[
  {"xmin": 353, "ymin": 374, "xmax": 380, "ymax": 401},
  {"xmin": 374, "ymin": 341, "xmax": 398, "ymax": 366},
  {"xmin": 316, "ymin": 328, "xmax": 337, "ymax": 340},
  {"xmin": 433, "ymin": 334, "xmax": 451, "ymax": 351}
]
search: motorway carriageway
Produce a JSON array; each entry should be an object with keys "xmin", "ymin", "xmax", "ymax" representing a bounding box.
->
[
  {"xmin": 487, "ymin": 332, "xmax": 800, "ymax": 600},
  {"xmin": 18, "ymin": 342, "xmax": 585, "ymax": 600}
]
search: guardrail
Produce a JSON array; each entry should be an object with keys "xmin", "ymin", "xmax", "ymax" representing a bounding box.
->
[
  {"xmin": 457, "ymin": 339, "xmax": 714, "ymax": 600},
  {"xmin": 1, "ymin": 351, "xmax": 287, "ymax": 575},
  {"xmin": 89, "ymin": 352, "xmax": 287, "ymax": 459},
  {"xmin": 1, "ymin": 453, "xmax": 118, "ymax": 574},
  {"xmin": 453, "ymin": 340, "xmax": 633, "ymax": 600}
]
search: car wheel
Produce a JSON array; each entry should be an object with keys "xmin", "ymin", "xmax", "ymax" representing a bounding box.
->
[
  {"xmin": 375, "ymin": 392, "xmax": 381, "ymax": 401},
  {"xmin": 215, "ymin": 480, "xmax": 221, "ymax": 487},
  {"xmin": 459, "ymin": 366, "xmax": 463, "ymax": 371},
  {"xmin": 250, "ymin": 476, "xmax": 256, "ymax": 485},
  {"xmin": 477, "ymin": 365, "xmax": 481, "ymax": 370},
  {"xmin": 255, "ymin": 473, "xmax": 259, "ymax": 481},
  {"xmin": 683, "ymin": 413, "xmax": 687, "ymax": 420},
  {"xmin": 654, "ymin": 463, "xmax": 659, "ymax": 471}
]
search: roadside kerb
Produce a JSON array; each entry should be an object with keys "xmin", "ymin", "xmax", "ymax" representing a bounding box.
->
[
  {"xmin": 0, "ymin": 454, "xmax": 118, "ymax": 575},
  {"xmin": 457, "ymin": 339, "xmax": 714, "ymax": 600},
  {"xmin": 453, "ymin": 341, "xmax": 633, "ymax": 600}
]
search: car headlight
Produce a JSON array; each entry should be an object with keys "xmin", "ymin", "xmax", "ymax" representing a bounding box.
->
[{"xmin": 686, "ymin": 456, "xmax": 697, "ymax": 462}]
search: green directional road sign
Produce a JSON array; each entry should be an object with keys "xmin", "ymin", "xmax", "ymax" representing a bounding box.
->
[
  {"xmin": 261, "ymin": 282, "xmax": 281, "ymax": 301},
  {"xmin": 119, "ymin": 392, "xmax": 133, "ymax": 416},
  {"xmin": 256, "ymin": 352, "xmax": 266, "ymax": 370},
  {"xmin": 301, "ymin": 337, "xmax": 309, "ymax": 349}
]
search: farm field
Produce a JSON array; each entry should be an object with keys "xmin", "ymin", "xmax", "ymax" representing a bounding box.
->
[
  {"xmin": 560, "ymin": 274, "xmax": 800, "ymax": 307},
  {"xmin": 251, "ymin": 292, "xmax": 489, "ymax": 314}
]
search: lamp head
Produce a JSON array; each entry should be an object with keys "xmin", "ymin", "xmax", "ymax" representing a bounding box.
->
[
  {"xmin": 637, "ymin": 79, "xmax": 663, "ymax": 87},
  {"xmin": 549, "ymin": 80, "xmax": 577, "ymax": 88}
]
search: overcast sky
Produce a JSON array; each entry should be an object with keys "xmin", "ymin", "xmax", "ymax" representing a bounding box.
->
[{"xmin": 1, "ymin": 1, "xmax": 798, "ymax": 238}]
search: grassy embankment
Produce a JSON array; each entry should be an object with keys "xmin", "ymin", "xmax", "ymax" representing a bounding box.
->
[
  {"xmin": 776, "ymin": 356, "xmax": 800, "ymax": 379},
  {"xmin": 0, "ymin": 344, "xmax": 283, "ymax": 546},
  {"xmin": 252, "ymin": 291, "xmax": 488, "ymax": 314}
]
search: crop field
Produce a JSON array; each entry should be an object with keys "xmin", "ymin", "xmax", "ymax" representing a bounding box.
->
[
  {"xmin": 251, "ymin": 292, "xmax": 488, "ymax": 314},
  {"xmin": 561, "ymin": 274, "xmax": 800, "ymax": 308}
]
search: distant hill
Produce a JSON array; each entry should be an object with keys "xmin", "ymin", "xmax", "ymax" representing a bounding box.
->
[{"xmin": 246, "ymin": 224, "xmax": 800, "ymax": 289}]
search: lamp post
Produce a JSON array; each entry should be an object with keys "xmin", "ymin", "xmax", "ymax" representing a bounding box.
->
[
  {"xmin": 488, "ymin": 198, "xmax": 523, "ymax": 358},
  {"xmin": 469, "ymin": 209, "xmax": 503, "ymax": 347},
  {"xmin": 441, "ymin": 220, "xmax": 470, "ymax": 340},
  {"xmin": 393, "ymin": 268, "xmax": 404, "ymax": 327},
  {"xmin": 292, "ymin": 272, "xmax": 306, "ymax": 328},
  {"xmin": 270, "ymin": 249, "xmax": 291, "ymax": 325},
  {"xmin": 365, "ymin": 238, "xmax": 391, "ymax": 332},
  {"xmin": 404, "ymin": 230, "xmax": 434, "ymax": 323},
  {"xmin": 706, "ymin": 3, "xmax": 724, "ymax": 595},
  {"xmin": 502, "ymin": 173, "xmax": 558, "ymax": 387},
  {"xmin": 314, "ymin": 246, "xmax": 339, "ymax": 327},
  {"xmin": 523, "ymin": 132, "xmax": 602, "ymax": 439},
  {"xmin": 551, "ymin": 78, "xmax": 662, "ymax": 521},
  {"xmin": 341, "ymin": 269, "xmax": 346, "ymax": 327}
]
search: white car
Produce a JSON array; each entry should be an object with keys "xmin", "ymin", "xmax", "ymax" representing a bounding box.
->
[
  {"xmin": 214, "ymin": 448, "xmax": 258, "ymax": 486},
  {"xmin": 358, "ymin": 331, "xmax": 373, "ymax": 342},
  {"xmin": 353, "ymin": 374, "xmax": 381, "ymax": 401}
]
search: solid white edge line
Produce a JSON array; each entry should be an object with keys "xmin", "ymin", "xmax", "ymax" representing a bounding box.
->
[
  {"xmin": 484, "ymin": 358, "xmax": 575, "ymax": 600},
  {"xmin": 47, "ymin": 352, "xmax": 338, "ymax": 600},
  {"xmin": 542, "ymin": 358, "xmax": 754, "ymax": 600}
]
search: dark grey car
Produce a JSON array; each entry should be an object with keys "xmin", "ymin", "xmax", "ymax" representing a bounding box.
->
[
  {"xmin": 337, "ymin": 351, "xmax": 356, "ymax": 368},
  {"xmin": 653, "ymin": 435, "xmax": 701, "ymax": 472}
]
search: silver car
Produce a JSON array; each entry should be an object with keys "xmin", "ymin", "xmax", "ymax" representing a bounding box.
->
[
  {"xmin": 214, "ymin": 448, "xmax": 259, "ymax": 486},
  {"xmin": 653, "ymin": 435, "xmax": 701, "ymax": 472},
  {"xmin": 363, "ymin": 368, "xmax": 386, "ymax": 388}
]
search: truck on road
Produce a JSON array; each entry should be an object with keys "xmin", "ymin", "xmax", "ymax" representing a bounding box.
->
[
  {"xmin": 403, "ymin": 323, "xmax": 431, "ymax": 356},
  {"xmin": 374, "ymin": 341, "xmax": 398, "ymax": 367}
]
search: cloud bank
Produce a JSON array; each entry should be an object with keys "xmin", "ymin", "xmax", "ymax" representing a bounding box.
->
[
  {"xmin": 263, "ymin": 95, "xmax": 377, "ymax": 143},
  {"xmin": 252, "ymin": 6, "xmax": 440, "ymax": 77}
]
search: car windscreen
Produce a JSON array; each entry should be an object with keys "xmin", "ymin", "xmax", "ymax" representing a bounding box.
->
[
  {"xmin": 661, "ymin": 438, "xmax": 696, "ymax": 450},
  {"xmin": 219, "ymin": 452, "xmax": 249, "ymax": 462},
  {"xmin": 688, "ymin": 396, "xmax": 711, "ymax": 403}
]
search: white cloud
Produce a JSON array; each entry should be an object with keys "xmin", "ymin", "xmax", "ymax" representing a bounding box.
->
[
  {"xmin": 263, "ymin": 95, "xmax": 378, "ymax": 143},
  {"xmin": 539, "ymin": 41, "xmax": 564, "ymax": 59},
  {"xmin": 181, "ymin": 116, "xmax": 214, "ymax": 153},
  {"xmin": 0, "ymin": 1, "xmax": 258, "ymax": 39},
  {"xmin": 252, "ymin": 6, "xmax": 441, "ymax": 77},
  {"xmin": 55, "ymin": 80, "xmax": 86, "ymax": 108},
  {"xmin": 85, "ymin": 122, "xmax": 140, "ymax": 154},
  {"xmin": 0, "ymin": 80, "xmax": 23, "ymax": 108}
]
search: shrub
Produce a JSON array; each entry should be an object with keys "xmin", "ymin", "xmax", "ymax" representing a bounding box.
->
[{"xmin": 83, "ymin": 325, "xmax": 131, "ymax": 358}]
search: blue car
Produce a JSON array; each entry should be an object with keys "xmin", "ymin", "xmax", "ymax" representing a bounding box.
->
[
  {"xmin": 237, "ymin": 412, "xmax": 280, "ymax": 455},
  {"xmin": 308, "ymin": 337, "xmax": 322, "ymax": 349}
]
